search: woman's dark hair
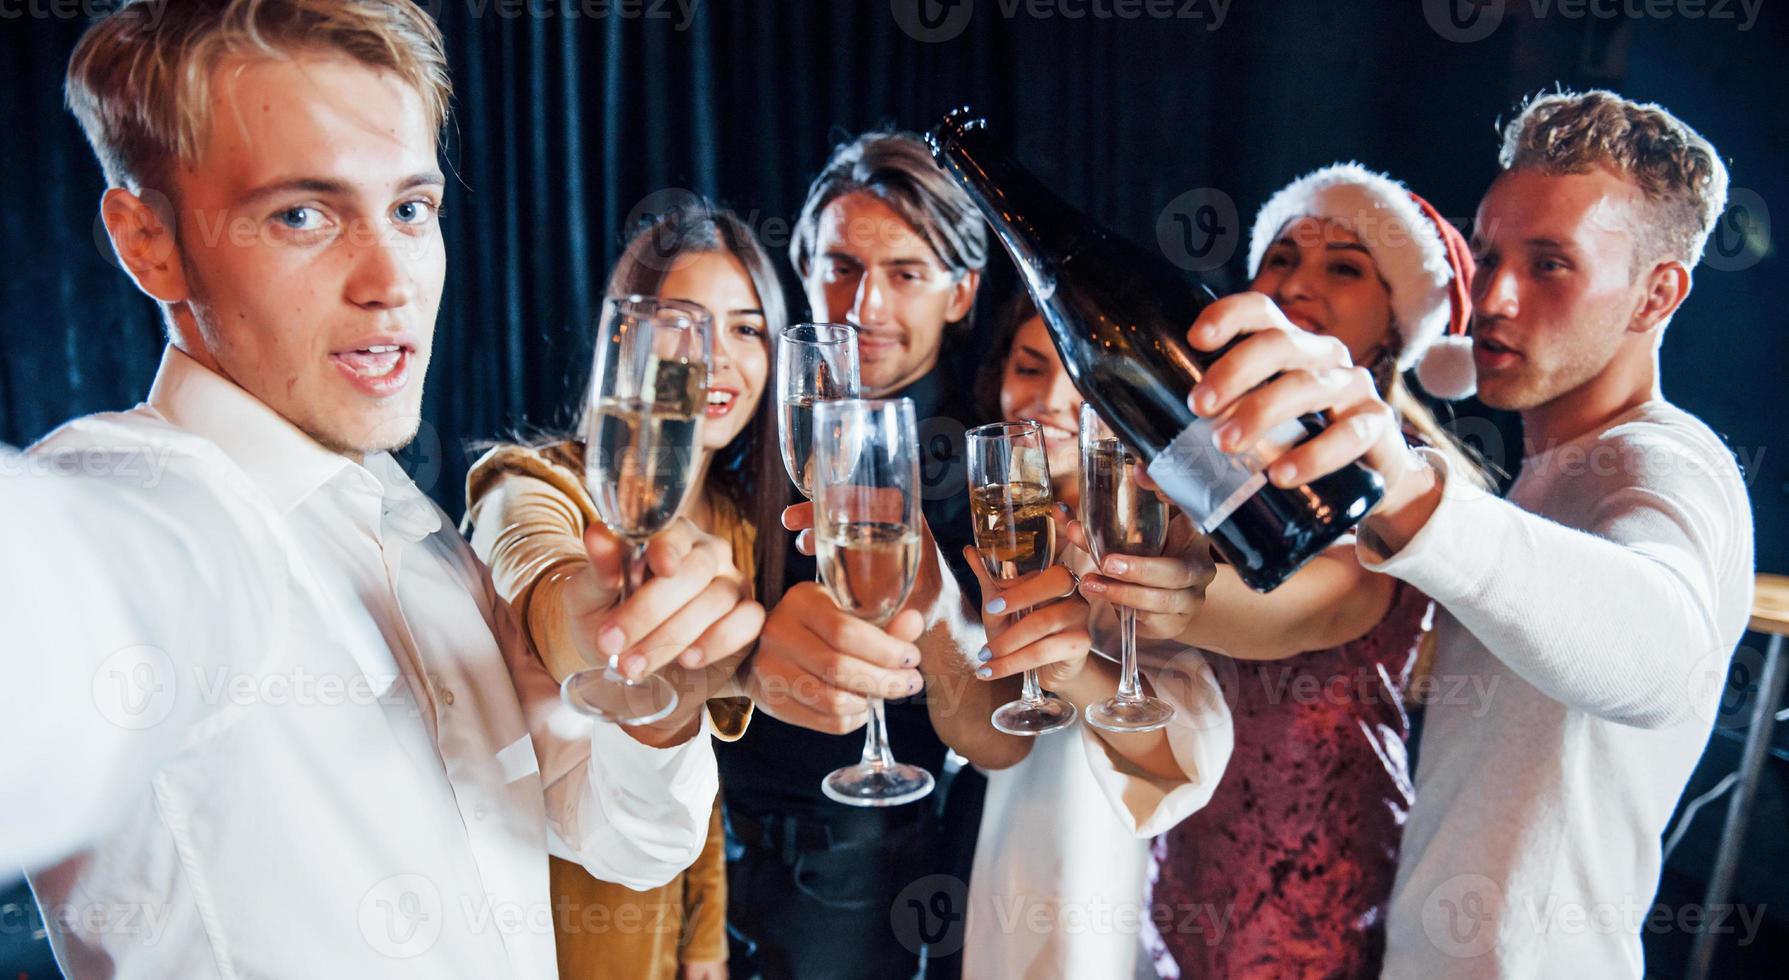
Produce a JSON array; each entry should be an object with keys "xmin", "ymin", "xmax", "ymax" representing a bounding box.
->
[
  {"xmin": 589, "ymin": 201, "xmax": 791, "ymax": 598},
  {"xmin": 974, "ymin": 289, "xmax": 1041, "ymax": 421}
]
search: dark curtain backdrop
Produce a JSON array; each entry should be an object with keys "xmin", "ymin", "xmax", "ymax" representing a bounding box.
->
[
  {"xmin": 3, "ymin": 1, "xmax": 1787, "ymax": 975},
  {"xmin": 3, "ymin": 2, "xmax": 1784, "ymax": 539}
]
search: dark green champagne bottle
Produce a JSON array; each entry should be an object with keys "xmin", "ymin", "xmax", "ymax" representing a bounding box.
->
[{"xmin": 928, "ymin": 107, "xmax": 1384, "ymax": 591}]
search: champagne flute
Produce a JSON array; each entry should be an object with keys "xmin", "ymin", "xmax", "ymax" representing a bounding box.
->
[
  {"xmin": 561, "ymin": 295, "xmax": 712, "ymax": 725},
  {"xmin": 1079, "ymin": 404, "xmax": 1177, "ymax": 733},
  {"xmin": 967, "ymin": 420, "xmax": 1078, "ymax": 736},
  {"xmin": 814, "ymin": 398, "xmax": 934, "ymax": 807},
  {"xmin": 777, "ymin": 323, "xmax": 860, "ymax": 498}
]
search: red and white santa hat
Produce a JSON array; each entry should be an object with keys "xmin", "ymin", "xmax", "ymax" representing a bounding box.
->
[{"xmin": 1246, "ymin": 162, "xmax": 1478, "ymax": 400}]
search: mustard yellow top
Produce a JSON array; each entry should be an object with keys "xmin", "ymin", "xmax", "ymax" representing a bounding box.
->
[
  {"xmin": 1751, "ymin": 572, "xmax": 1789, "ymax": 635},
  {"xmin": 465, "ymin": 440, "xmax": 754, "ymax": 976}
]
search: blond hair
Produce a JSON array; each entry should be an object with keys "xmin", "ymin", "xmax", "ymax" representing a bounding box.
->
[
  {"xmin": 66, "ymin": 0, "xmax": 450, "ymax": 195},
  {"xmin": 1499, "ymin": 90, "xmax": 1729, "ymax": 270}
]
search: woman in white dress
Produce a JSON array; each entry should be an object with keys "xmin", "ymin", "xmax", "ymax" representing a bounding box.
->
[{"xmin": 959, "ymin": 293, "xmax": 1234, "ymax": 980}]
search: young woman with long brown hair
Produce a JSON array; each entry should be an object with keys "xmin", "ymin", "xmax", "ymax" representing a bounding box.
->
[{"xmin": 465, "ymin": 202, "xmax": 789, "ymax": 980}]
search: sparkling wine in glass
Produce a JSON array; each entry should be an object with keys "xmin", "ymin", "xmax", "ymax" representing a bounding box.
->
[
  {"xmin": 562, "ymin": 295, "xmax": 711, "ymax": 725},
  {"xmin": 777, "ymin": 323, "xmax": 860, "ymax": 498},
  {"xmin": 814, "ymin": 398, "xmax": 935, "ymax": 807},
  {"xmin": 967, "ymin": 420, "xmax": 1078, "ymax": 736},
  {"xmin": 1080, "ymin": 403, "xmax": 1177, "ymax": 733}
]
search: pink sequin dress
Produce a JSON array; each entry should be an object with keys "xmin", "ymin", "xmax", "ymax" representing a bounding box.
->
[{"xmin": 1145, "ymin": 581, "xmax": 1432, "ymax": 979}]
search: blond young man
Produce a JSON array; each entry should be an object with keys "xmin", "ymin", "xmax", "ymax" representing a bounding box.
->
[
  {"xmin": 2, "ymin": 2, "xmax": 759, "ymax": 975},
  {"xmin": 1180, "ymin": 91, "xmax": 1754, "ymax": 977}
]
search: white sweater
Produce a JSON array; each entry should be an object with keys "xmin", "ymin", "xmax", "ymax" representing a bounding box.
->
[{"xmin": 1365, "ymin": 400, "xmax": 1755, "ymax": 979}]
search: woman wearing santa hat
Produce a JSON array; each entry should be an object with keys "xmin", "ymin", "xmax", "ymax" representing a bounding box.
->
[{"xmin": 1099, "ymin": 163, "xmax": 1490, "ymax": 979}]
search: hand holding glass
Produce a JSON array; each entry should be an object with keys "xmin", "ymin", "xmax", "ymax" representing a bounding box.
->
[
  {"xmin": 967, "ymin": 420, "xmax": 1078, "ymax": 736},
  {"xmin": 1079, "ymin": 403, "xmax": 1176, "ymax": 733},
  {"xmin": 813, "ymin": 398, "xmax": 934, "ymax": 807},
  {"xmin": 563, "ymin": 295, "xmax": 711, "ymax": 725}
]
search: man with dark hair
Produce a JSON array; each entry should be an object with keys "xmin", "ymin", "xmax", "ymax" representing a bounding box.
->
[
  {"xmin": 786, "ymin": 131, "xmax": 990, "ymax": 392},
  {"xmin": 723, "ymin": 130, "xmax": 1012, "ymax": 980},
  {"xmin": 1177, "ymin": 89, "xmax": 1753, "ymax": 978}
]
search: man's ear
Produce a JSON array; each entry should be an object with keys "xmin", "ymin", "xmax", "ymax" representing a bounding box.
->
[
  {"xmin": 944, "ymin": 268, "xmax": 981, "ymax": 324},
  {"xmin": 100, "ymin": 187, "xmax": 188, "ymax": 304},
  {"xmin": 1630, "ymin": 258, "xmax": 1691, "ymax": 335}
]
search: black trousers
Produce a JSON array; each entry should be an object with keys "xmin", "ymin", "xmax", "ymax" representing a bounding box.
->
[{"xmin": 724, "ymin": 768, "xmax": 985, "ymax": 980}]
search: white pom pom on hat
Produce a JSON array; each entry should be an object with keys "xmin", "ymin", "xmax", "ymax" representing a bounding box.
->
[
  {"xmin": 1413, "ymin": 331, "xmax": 1477, "ymax": 401},
  {"xmin": 1247, "ymin": 163, "xmax": 1477, "ymax": 400}
]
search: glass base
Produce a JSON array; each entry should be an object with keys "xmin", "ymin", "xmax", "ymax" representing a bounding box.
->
[
  {"xmin": 991, "ymin": 695, "xmax": 1078, "ymax": 736},
  {"xmin": 821, "ymin": 762, "xmax": 936, "ymax": 808},
  {"xmin": 561, "ymin": 666, "xmax": 678, "ymax": 726},
  {"xmin": 1087, "ymin": 695, "xmax": 1175, "ymax": 734}
]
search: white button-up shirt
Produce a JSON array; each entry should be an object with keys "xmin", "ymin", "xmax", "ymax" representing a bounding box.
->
[{"xmin": 2, "ymin": 346, "xmax": 718, "ymax": 979}]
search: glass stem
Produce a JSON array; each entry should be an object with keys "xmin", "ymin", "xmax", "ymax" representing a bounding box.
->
[
  {"xmin": 1117, "ymin": 604, "xmax": 1142, "ymax": 701},
  {"xmin": 860, "ymin": 698, "xmax": 896, "ymax": 769},
  {"xmin": 609, "ymin": 539, "xmax": 650, "ymax": 675},
  {"xmin": 1010, "ymin": 607, "xmax": 1047, "ymax": 706}
]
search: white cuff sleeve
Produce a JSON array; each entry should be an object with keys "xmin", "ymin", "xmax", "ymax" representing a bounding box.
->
[
  {"xmin": 542, "ymin": 707, "xmax": 720, "ymax": 892},
  {"xmin": 1354, "ymin": 447, "xmax": 1481, "ymax": 588},
  {"xmin": 1080, "ymin": 646, "xmax": 1233, "ymax": 838}
]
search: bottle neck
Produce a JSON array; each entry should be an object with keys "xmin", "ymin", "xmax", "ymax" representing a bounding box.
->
[{"xmin": 933, "ymin": 131, "xmax": 1086, "ymax": 298}]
